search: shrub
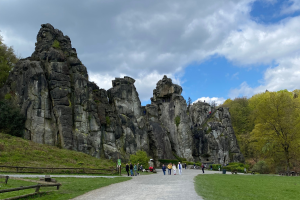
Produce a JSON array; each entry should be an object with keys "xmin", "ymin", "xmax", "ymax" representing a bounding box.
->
[
  {"xmin": 52, "ymin": 40, "xmax": 60, "ymax": 49},
  {"xmin": 0, "ymin": 100, "xmax": 25, "ymax": 137},
  {"xmin": 174, "ymin": 116, "xmax": 180, "ymax": 127},
  {"xmin": 130, "ymin": 150, "xmax": 150, "ymax": 168},
  {"xmin": 4, "ymin": 93, "xmax": 11, "ymax": 100},
  {"xmin": 106, "ymin": 116, "xmax": 110, "ymax": 126},
  {"xmin": 251, "ymin": 161, "xmax": 269, "ymax": 174}
]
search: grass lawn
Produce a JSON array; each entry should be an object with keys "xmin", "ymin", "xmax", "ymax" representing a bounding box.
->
[
  {"xmin": 195, "ymin": 174, "xmax": 300, "ymax": 200},
  {"xmin": 0, "ymin": 177, "xmax": 131, "ymax": 200}
]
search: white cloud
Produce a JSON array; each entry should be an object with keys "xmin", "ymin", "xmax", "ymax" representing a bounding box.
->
[
  {"xmin": 1, "ymin": 0, "xmax": 300, "ymax": 103},
  {"xmin": 229, "ymin": 55, "xmax": 300, "ymax": 98},
  {"xmin": 193, "ymin": 97, "xmax": 226, "ymax": 105},
  {"xmin": 216, "ymin": 16, "xmax": 300, "ymax": 65},
  {"xmin": 280, "ymin": 0, "xmax": 300, "ymax": 15}
]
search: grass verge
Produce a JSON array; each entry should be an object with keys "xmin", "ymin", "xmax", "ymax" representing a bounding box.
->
[
  {"xmin": 194, "ymin": 174, "xmax": 300, "ymax": 200},
  {"xmin": 0, "ymin": 133, "xmax": 116, "ymax": 174},
  {"xmin": 0, "ymin": 177, "xmax": 131, "ymax": 200}
]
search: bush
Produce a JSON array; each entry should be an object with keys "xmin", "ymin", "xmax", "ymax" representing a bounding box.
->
[
  {"xmin": 251, "ymin": 161, "xmax": 269, "ymax": 174},
  {"xmin": 106, "ymin": 116, "xmax": 110, "ymax": 126},
  {"xmin": 222, "ymin": 162, "xmax": 249, "ymax": 173},
  {"xmin": 0, "ymin": 100, "xmax": 25, "ymax": 137},
  {"xmin": 130, "ymin": 150, "xmax": 150, "ymax": 169},
  {"xmin": 4, "ymin": 93, "xmax": 11, "ymax": 100},
  {"xmin": 52, "ymin": 40, "xmax": 60, "ymax": 49},
  {"xmin": 212, "ymin": 164, "xmax": 222, "ymax": 171},
  {"xmin": 174, "ymin": 116, "xmax": 180, "ymax": 127}
]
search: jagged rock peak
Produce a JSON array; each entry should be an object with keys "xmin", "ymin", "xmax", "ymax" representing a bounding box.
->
[
  {"xmin": 112, "ymin": 76, "xmax": 135, "ymax": 87},
  {"xmin": 152, "ymin": 75, "xmax": 182, "ymax": 102},
  {"xmin": 31, "ymin": 23, "xmax": 81, "ymax": 67}
]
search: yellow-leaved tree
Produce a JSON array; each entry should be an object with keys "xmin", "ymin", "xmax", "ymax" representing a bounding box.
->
[{"xmin": 250, "ymin": 90, "xmax": 300, "ymax": 171}]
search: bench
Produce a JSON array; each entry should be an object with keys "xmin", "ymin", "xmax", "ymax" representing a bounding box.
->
[
  {"xmin": 0, "ymin": 175, "xmax": 9, "ymax": 184},
  {"xmin": 231, "ymin": 171, "xmax": 237, "ymax": 174}
]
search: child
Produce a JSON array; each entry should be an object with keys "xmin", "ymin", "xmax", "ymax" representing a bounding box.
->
[{"xmin": 172, "ymin": 163, "xmax": 177, "ymax": 175}]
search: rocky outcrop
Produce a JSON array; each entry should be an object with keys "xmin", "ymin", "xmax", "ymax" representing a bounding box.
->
[
  {"xmin": 0, "ymin": 24, "xmax": 243, "ymax": 164},
  {"xmin": 190, "ymin": 101, "xmax": 244, "ymax": 165}
]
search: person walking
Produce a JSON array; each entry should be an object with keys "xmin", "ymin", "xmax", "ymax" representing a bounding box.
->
[
  {"xmin": 201, "ymin": 163, "xmax": 205, "ymax": 174},
  {"xmin": 185, "ymin": 163, "xmax": 187, "ymax": 169},
  {"xmin": 137, "ymin": 163, "xmax": 140, "ymax": 175},
  {"xmin": 126, "ymin": 163, "xmax": 130, "ymax": 176},
  {"xmin": 167, "ymin": 163, "xmax": 172, "ymax": 175},
  {"xmin": 134, "ymin": 163, "xmax": 137, "ymax": 176},
  {"xmin": 162, "ymin": 164, "xmax": 166, "ymax": 175},
  {"xmin": 140, "ymin": 165, "xmax": 143, "ymax": 172},
  {"xmin": 130, "ymin": 163, "xmax": 133, "ymax": 176},
  {"xmin": 178, "ymin": 162, "xmax": 182, "ymax": 175},
  {"xmin": 210, "ymin": 165, "xmax": 213, "ymax": 170},
  {"xmin": 172, "ymin": 164, "xmax": 177, "ymax": 175}
]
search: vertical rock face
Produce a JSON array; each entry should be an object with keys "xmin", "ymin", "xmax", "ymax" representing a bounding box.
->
[
  {"xmin": 190, "ymin": 101, "xmax": 244, "ymax": 164},
  {"xmin": 0, "ymin": 24, "xmax": 243, "ymax": 164},
  {"xmin": 150, "ymin": 75, "xmax": 193, "ymax": 161}
]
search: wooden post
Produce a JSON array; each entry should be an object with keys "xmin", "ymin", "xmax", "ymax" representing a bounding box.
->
[{"xmin": 35, "ymin": 185, "xmax": 41, "ymax": 193}]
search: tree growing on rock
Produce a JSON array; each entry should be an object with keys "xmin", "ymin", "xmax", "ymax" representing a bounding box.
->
[{"xmin": 187, "ymin": 97, "xmax": 192, "ymax": 111}]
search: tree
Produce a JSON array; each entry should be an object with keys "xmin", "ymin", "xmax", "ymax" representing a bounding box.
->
[
  {"xmin": 187, "ymin": 97, "xmax": 192, "ymax": 111},
  {"xmin": 0, "ymin": 33, "xmax": 18, "ymax": 88},
  {"xmin": 0, "ymin": 100, "xmax": 26, "ymax": 137},
  {"xmin": 130, "ymin": 150, "xmax": 151, "ymax": 168},
  {"xmin": 250, "ymin": 90, "xmax": 300, "ymax": 171}
]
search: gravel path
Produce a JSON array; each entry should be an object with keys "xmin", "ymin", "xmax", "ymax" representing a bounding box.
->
[
  {"xmin": 72, "ymin": 169, "xmax": 222, "ymax": 200},
  {"xmin": 6, "ymin": 175, "xmax": 121, "ymax": 178}
]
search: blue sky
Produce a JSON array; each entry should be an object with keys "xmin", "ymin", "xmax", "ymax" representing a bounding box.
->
[{"xmin": 1, "ymin": 0, "xmax": 300, "ymax": 106}]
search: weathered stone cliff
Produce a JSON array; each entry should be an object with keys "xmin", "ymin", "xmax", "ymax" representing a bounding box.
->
[
  {"xmin": 0, "ymin": 24, "xmax": 243, "ymax": 164},
  {"xmin": 190, "ymin": 101, "xmax": 244, "ymax": 164}
]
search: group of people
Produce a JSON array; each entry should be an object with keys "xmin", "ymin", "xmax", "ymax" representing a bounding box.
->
[
  {"xmin": 161, "ymin": 162, "xmax": 185, "ymax": 175},
  {"xmin": 125, "ymin": 163, "xmax": 143, "ymax": 176}
]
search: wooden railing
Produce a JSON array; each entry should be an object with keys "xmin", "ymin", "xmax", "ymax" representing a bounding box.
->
[
  {"xmin": 0, "ymin": 183, "xmax": 61, "ymax": 200},
  {"xmin": 0, "ymin": 165, "xmax": 117, "ymax": 175}
]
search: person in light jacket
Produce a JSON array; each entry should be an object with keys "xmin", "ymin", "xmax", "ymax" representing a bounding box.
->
[
  {"xmin": 178, "ymin": 162, "xmax": 182, "ymax": 175},
  {"xmin": 172, "ymin": 164, "xmax": 177, "ymax": 175},
  {"xmin": 134, "ymin": 164, "xmax": 137, "ymax": 176}
]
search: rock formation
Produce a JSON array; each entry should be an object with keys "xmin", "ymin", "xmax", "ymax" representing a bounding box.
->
[{"xmin": 0, "ymin": 24, "xmax": 244, "ymax": 165}]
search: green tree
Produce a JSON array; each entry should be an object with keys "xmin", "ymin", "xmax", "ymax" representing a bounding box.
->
[
  {"xmin": 0, "ymin": 33, "xmax": 18, "ymax": 88},
  {"xmin": 130, "ymin": 150, "xmax": 150, "ymax": 168},
  {"xmin": 0, "ymin": 100, "xmax": 26, "ymax": 137},
  {"xmin": 221, "ymin": 97, "xmax": 255, "ymax": 158},
  {"xmin": 250, "ymin": 90, "xmax": 300, "ymax": 171}
]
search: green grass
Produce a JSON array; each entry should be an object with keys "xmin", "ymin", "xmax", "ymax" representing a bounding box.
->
[
  {"xmin": 195, "ymin": 174, "xmax": 300, "ymax": 200},
  {"xmin": 0, "ymin": 177, "xmax": 131, "ymax": 199},
  {"xmin": 0, "ymin": 133, "xmax": 116, "ymax": 174}
]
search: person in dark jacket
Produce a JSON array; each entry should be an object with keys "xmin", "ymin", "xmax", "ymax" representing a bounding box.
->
[
  {"xmin": 130, "ymin": 163, "xmax": 133, "ymax": 176},
  {"xmin": 162, "ymin": 164, "xmax": 166, "ymax": 175},
  {"xmin": 126, "ymin": 163, "xmax": 129, "ymax": 176}
]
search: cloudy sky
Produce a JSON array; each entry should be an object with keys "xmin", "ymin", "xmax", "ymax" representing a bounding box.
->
[{"xmin": 1, "ymin": 0, "xmax": 300, "ymax": 105}]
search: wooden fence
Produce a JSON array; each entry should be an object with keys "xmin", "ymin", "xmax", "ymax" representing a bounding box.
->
[
  {"xmin": 0, "ymin": 165, "xmax": 117, "ymax": 175},
  {"xmin": 0, "ymin": 183, "xmax": 61, "ymax": 200}
]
